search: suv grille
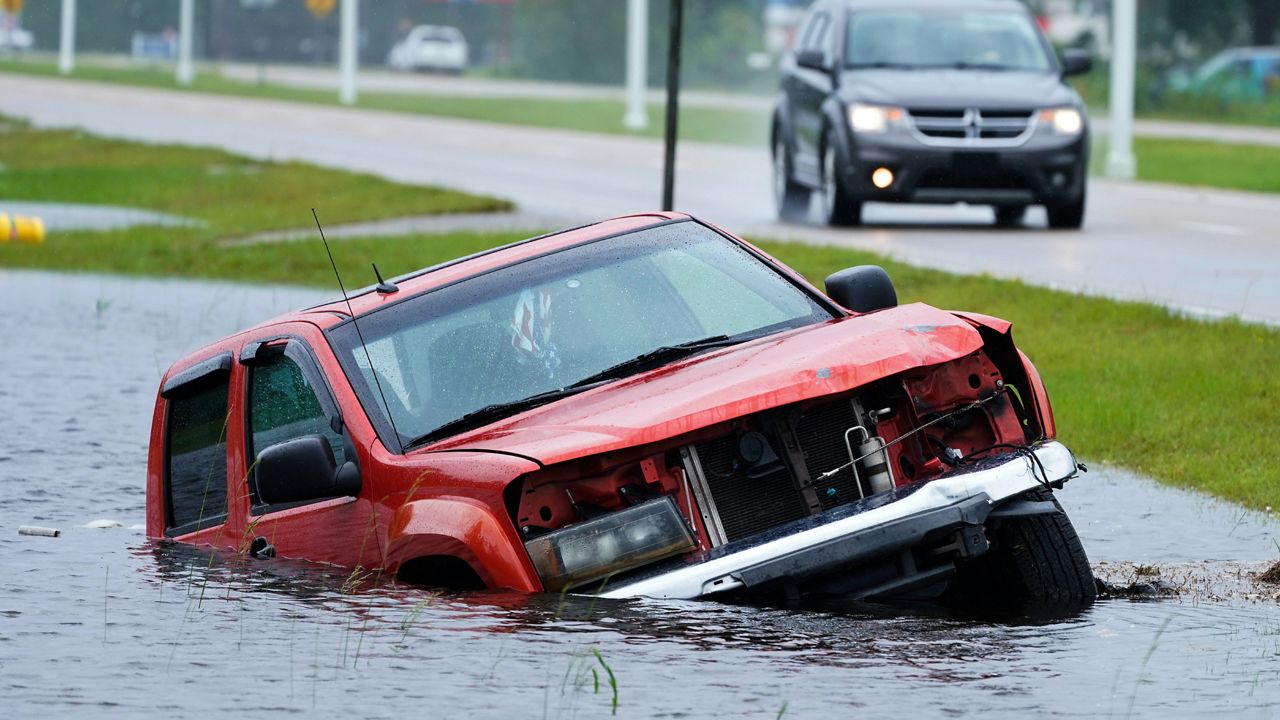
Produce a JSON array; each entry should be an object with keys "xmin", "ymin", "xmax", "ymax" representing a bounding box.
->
[{"xmin": 906, "ymin": 107, "xmax": 1035, "ymax": 147}]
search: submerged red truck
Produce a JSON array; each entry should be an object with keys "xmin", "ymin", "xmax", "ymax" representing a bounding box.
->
[{"xmin": 147, "ymin": 213, "xmax": 1094, "ymax": 608}]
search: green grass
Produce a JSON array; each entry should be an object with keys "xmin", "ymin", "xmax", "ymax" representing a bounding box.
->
[
  {"xmin": 0, "ymin": 118, "xmax": 509, "ymax": 236},
  {"xmin": 1, "ymin": 122, "xmax": 1276, "ymax": 510},
  {"xmin": 0, "ymin": 58, "xmax": 769, "ymax": 146},
  {"xmin": 1132, "ymin": 137, "xmax": 1280, "ymax": 194}
]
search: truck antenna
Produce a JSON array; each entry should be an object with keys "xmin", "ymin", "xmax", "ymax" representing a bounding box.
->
[{"xmin": 312, "ymin": 209, "xmax": 405, "ymax": 454}]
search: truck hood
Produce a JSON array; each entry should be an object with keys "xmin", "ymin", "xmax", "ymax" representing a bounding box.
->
[
  {"xmin": 426, "ymin": 303, "xmax": 984, "ymax": 466},
  {"xmin": 839, "ymin": 69, "xmax": 1078, "ymax": 109}
]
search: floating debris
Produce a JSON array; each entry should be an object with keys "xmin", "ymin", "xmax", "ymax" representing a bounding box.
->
[
  {"xmin": 18, "ymin": 525, "xmax": 61, "ymax": 538},
  {"xmin": 1094, "ymin": 560, "xmax": 1280, "ymax": 603},
  {"xmin": 84, "ymin": 519, "xmax": 124, "ymax": 529},
  {"xmin": 1258, "ymin": 561, "xmax": 1280, "ymax": 585}
]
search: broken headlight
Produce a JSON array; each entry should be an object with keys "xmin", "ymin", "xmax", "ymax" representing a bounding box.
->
[{"xmin": 525, "ymin": 497, "xmax": 696, "ymax": 592}]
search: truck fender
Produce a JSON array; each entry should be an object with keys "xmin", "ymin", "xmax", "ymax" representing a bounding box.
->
[{"xmin": 384, "ymin": 496, "xmax": 540, "ymax": 592}]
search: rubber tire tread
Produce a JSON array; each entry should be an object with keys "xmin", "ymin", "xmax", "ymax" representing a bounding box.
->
[
  {"xmin": 823, "ymin": 131, "xmax": 863, "ymax": 227},
  {"xmin": 954, "ymin": 488, "xmax": 1096, "ymax": 610},
  {"xmin": 774, "ymin": 135, "xmax": 810, "ymax": 221},
  {"xmin": 1046, "ymin": 194, "xmax": 1086, "ymax": 229}
]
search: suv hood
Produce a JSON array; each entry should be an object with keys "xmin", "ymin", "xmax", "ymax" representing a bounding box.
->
[
  {"xmin": 840, "ymin": 69, "xmax": 1077, "ymax": 109},
  {"xmin": 426, "ymin": 303, "xmax": 986, "ymax": 466}
]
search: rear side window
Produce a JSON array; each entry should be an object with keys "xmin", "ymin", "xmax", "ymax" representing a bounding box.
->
[{"xmin": 165, "ymin": 378, "xmax": 230, "ymax": 535}]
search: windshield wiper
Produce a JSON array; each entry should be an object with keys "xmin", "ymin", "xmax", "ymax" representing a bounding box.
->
[
  {"xmin": 405, "ymin": 383, "xmax": 603, "ymax": 449},
  {"xmin": 567, "ymin": 334, "xmax": 743, "ymax": 389},
  {"xmin": 846, "ymin": 61, "xmax": 927, "ymax": 70},
  {"xmin": 404, "ymin": 335, "xmax": 745, "ymax": 449},
  {"xmin": 947, "ymin": 61, "xmax": 1022, "ymax": 71}
]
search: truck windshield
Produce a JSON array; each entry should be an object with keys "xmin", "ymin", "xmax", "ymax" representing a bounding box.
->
[
  {"xmin": 327, "ymin": 221, "xmax": 835, "ymax": 449},
  {"xmin": 846, "ymin": 10, "xmax": 1052, "ymax": 72}
]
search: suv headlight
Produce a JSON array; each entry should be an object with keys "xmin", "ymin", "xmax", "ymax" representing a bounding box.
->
[
  {"xmin": 848, "ymin": 103, "xmax": 906, "ymax": 134},
  {"xmin": 1040, "ymin": 107, "xmax": 1083, "ymax": 135},
  {"xmin": 525, "ymin": 497, "xmax": 697, "ymax": 592}
]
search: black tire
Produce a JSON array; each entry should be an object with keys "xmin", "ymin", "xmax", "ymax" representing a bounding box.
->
[
  {"xmin": 994, "ymin": 205, "xmax": 1027, "ymax": 227},
  {"xmin": 773, "ymin": 135, "xmax": 810, "ymax": 221},
  {"xmin": 1046, "ymin": 193, "xmax": 1086, "ymax": 229},
  {"xmin": 949, "ymin": 488, "xmax": 1096, "ymax": 612},
  {"xmin": 821, "ymin": 133, "xmax": 862, "ymax": 227}
]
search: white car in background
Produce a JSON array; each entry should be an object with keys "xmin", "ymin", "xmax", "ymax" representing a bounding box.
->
[
  {"xmin": 388, "ymin": 25, "xmax": 468, "ymax": 74},
  {"xmin": 0, "ymin": 26, "xmax": 34, "ymax": 52}
]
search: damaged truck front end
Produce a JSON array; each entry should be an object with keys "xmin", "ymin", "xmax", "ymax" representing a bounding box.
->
[{"xmin": 505, "ymin": 311, "xmax": 1093, "ymax": 610}]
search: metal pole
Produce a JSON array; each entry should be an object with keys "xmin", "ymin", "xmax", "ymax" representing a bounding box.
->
[
  {"xmin": 57, "ymin": 0, "xmax": 75, "ymax": 75},
  {"xmin": 339, "ymin": 0, "xmax": 359, "ymax": 105},
  {"xmin": 661, "ymin": 0, "xmax": 683, "ymax": 211},
  {"xmin": 624, "ymin": 0, "xmax": 649, "ymax": 130},
  {"xmin": 176, "ymin": 0, "xmax": 195, "ymax": 86},
  {"xmin": 1106, "ymin": 0, "xmax": 1137, "ymax": 179}
]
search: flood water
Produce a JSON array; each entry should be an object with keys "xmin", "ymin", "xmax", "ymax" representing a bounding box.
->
[{"xmin": 2, "ymin": 269, "xmax": 1278, "ymax": 719}]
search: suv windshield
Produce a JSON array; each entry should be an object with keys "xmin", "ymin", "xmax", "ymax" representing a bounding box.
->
[
  {"xmin": 327, "ymin": 221, "xmax": 835, "ymax": 449},
  {"xmin": 846, "ymin": 9, "xmax": 1052, "ymax": 72}
]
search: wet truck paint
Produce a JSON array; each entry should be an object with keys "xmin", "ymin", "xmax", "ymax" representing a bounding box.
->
[{"xmin": 146, "ymin": 213, "xmax": 1059, "ymax": 595}]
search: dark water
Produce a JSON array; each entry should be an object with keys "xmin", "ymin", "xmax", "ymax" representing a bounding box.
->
[{"xmin": 2, "ymin": 269, "xmax": 1279, "ymax": 719}]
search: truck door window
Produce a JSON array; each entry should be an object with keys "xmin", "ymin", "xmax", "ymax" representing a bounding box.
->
[
  {"xmin": 247, "ymin": 348, "xmax": 345, "ymax": 507},
  {"xmin": 165, "ymin": 377, "xmax": 230, "ymax": 535}
]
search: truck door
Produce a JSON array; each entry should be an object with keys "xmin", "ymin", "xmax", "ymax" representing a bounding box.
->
[{"xmin": 238, "ymin": 329, "xmax": 379, "ymax": 569}]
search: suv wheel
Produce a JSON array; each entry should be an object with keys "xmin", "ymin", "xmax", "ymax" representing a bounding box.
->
[
  {"xmin": 773, "ymin": 136, "xmax": 810, "ymax": 221},
  {"xmin": 994, "ymin": 205, "xmax": 1027, "ymax": 227},
  {"xmin": 821, "ymin": 136, "xmax": 862, "ymax": 226},
  {"xmin": 1046, "ymin": 192, "xmax": 1086, "ymax": 230}
]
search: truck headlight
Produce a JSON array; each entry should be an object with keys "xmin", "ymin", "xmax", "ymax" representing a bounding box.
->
[
  {"xmin": 525, "ymin": 497, "xmax": 696, "ymax": 592},
  {"xmin": 848, "ymin": 103, "xmax": 905, "ymax": 134},
  {"xmin": 1041, "ymin": 107, "xmax": 1083, "ymax": 135}
]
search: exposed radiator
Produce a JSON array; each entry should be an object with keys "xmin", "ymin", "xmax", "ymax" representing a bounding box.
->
[{"xmin": 691, "ymin": 397, "xmax": 870, "ymax": 543}]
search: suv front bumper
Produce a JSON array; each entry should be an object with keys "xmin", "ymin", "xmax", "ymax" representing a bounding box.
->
[
  {"xmin": 601, "ymin": 441, "xmax": 1079, "ymax": 600},
  {"xmin": 838, "ymin": 131, "xmax": 1088, "ymax": 207}
]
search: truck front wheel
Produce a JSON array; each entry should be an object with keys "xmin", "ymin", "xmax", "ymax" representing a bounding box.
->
[{"xmin": 950, "ymin": 488, "xmax": 1097, "ymax": 612}]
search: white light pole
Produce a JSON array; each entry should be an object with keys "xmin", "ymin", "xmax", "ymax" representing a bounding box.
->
[
  {"xmin": 1106, "ymin": 0, "xmax": 1137, "ymax": 179},
  {"xmin": 339, "ymin": 0, "xmax": 358, "ymax": 105},
  {"xmin": 57, "ymin": 0, "xmax": 75, "ymax": 75},
  {"xmin": 176, "ymin": 0, "xmax": 195, "ymax": 86},
  {"xmin": 624, "ymin": 0, "xmax": 649, "ymax": 130}
]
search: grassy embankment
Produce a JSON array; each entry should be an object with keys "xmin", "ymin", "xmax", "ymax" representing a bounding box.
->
[
  {"xmin": 0, "ymin": 122, "xmax": 1275, "ymax": 509},
  {"xmin": 6, "ymin": 59, "xmax": 1280, "ymax": 196}
]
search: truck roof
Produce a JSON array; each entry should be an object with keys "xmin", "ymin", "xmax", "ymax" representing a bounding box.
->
[{"xmin": 277, "ymin": 212, "xmax": 682, "ymax": 330}]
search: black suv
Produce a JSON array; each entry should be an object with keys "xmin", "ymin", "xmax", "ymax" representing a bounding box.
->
[{"xmin": 772, "ymin": 0, "xmax": 1092, "ymax": 228}]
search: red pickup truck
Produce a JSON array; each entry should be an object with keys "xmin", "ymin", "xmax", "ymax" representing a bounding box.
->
[{"xmin": 147, "ymin": 213, "xmax": 1093, "ymax": 609}]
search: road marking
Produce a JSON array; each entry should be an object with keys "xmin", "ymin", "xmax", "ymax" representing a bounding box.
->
[{"xmin": 1178, "ymin": 221, "xmax": 1250, "ymax": 237}]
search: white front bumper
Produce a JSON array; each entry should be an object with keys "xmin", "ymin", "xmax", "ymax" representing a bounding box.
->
[{"xmin": 600, "ymin": 441, "xmax": 1078, "ymax": 600}]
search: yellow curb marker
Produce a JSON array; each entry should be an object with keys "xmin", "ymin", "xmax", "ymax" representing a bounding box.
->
[{"xmin": 0, "ymin": 213, "xmax": 46, "ymax": 244}]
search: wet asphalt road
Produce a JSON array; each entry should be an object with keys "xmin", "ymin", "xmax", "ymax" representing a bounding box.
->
[
  {"xmin": 2, "ymin": 270, "xmax": 1279, "ymax": 719},
  {"xmin": 0, "ymin": 73, "xmax": 1276, "ymax": 324}
]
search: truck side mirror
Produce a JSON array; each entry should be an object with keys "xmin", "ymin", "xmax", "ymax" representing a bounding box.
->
[
  {"xmin": 1061, "ymin": 49, "xmax": 1093, "ymax": 77},
  {"xmin": 825, "ymin": 265, "xmax": 898, "ymax": 313},
  {"xmin": 256, "ymin": 435, "xmax": 361, "ymax": 505}
]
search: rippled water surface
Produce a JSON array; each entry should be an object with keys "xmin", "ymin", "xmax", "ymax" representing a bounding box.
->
[{"xmin": 2, "ymin": 270, "xmax": 1279, "ymax": 719}]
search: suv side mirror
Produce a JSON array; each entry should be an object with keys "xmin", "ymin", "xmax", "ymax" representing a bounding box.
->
[
  {"xmin": 256, "ymin": 435, "xmax": 361, "ymax": 505},
  {"xmin": 796, "ymin": 49, "xmax": 829, "ymax": 72},
  {"xmin": 1061, "ymin": 49, "xmax": 1093, "ymax": 77},
  {"xmin": 825, "ymin": 265, "xmax": 898, "ymax": 313}
]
